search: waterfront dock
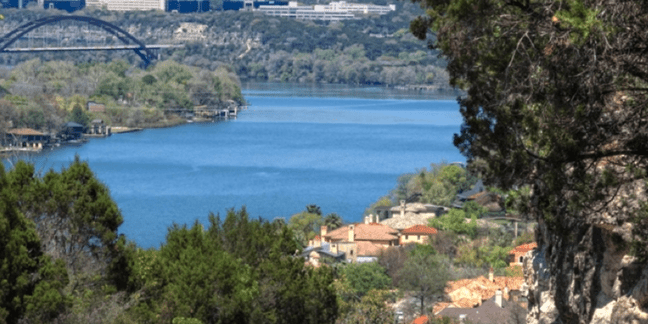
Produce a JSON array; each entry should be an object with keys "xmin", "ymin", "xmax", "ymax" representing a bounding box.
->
[{"xmin": 111, "ymin": 127, "xmax": 143, "ymax": 134}]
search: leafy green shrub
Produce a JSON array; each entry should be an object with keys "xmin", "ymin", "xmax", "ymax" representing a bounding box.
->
[
  {"xmin": 429, "ymin": 209, "xmax": 478, "ymax": 238},
  {"xmin": 339, "ymin": 262, "xmax": 392, "ymax": 297}
]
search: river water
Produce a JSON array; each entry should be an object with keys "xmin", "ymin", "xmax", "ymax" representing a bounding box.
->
[{"xmin": 9, "ymin": 83, "xmax": 465, "ymax": 248}]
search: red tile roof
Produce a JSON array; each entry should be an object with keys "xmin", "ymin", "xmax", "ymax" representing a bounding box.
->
[
  {"xmin": 356, "ymin": 241, "xmax": 385, "ymax": 257},
  {"xmin": 7, "ymin": 128, "xmax": 44, "ymax": 136},
  {"xmin": 509, "ymin": 242, "xmax": 537, "ymax": 255},
  {"xmin": 445, "ymin": 276, "xmax": 525, "ymax": 305},
  {"xmin": 402, "ymin": 224, "xmax": 438, "ymax": 235},
  {"xmin": 410, "ymin": 315, "xmax": 429, "ymax": 324},
  {"xmin": 324, "ymin": 223, "xmax": 398, "ymax": 242}
]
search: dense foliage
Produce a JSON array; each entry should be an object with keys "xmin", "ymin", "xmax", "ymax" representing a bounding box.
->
[
  {"xmin": 338, "ymin": 262, "xmax": 391, "ymax": 297},
  {"xmin": 397, "ymin": 250, "xmax": 449, "ymax": 315},
  {"xmin": 0, "ymin": 164, "xmax": 69, "ymax": 324},
  {"xmin": 127, "ymin": 209, "xmax": 338, "ymax": 324},
  {"xmin": 7, "ymin": 158, "xmax": 127, "ymax": 279},
  {"xmin": 0, "ymin": 59, "xmax": 243, "ymax": 133},
  {"xmin": 411, "ymin": 0, "xmax": 648, "ymax": 233},
  {"xmin": 0, "ymin": 160, "xmax": 339, "ymax": 323},
  {"xmin": 366, "ymin": 163, "xmax": 478, "ymax": 214}
]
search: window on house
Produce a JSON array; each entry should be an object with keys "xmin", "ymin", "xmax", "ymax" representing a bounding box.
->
[
  {"xmin": 417, "ymin": 235, "xmax": 420, "ymax": 240},
  {"xmin": 405, "ymin": 235, "xmax": 409, "ymax": 240},
  {"xmin": 519, "ymin": 256, "xmax": 524, "ymax": 263},
  {"xmin": 350, "ymin": 250, "xmax": 354, "ymax": 256}
]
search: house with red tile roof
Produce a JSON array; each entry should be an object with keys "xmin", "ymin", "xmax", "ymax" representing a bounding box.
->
[
  {"xmin": 508, "ymin": 242, "xmax": 537, "ymax": 266},
  {"xmin": 321, "ymin": 222, "xmax": 398, "ymax": 262},
  {"xmin": 400, "ymin": 224, "xmax": 438, "ymax": 245},
  {"xmin": 432, "ymin": 271, "xmax": 528, "ymax": 323}
]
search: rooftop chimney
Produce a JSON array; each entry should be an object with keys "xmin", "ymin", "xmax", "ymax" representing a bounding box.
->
[
  {"xmin": 330, "ymin": 243, "xmax": 338, "ymax": 255},
  {"xmin": 489, "ymin": 267, "xmax": 494, "ymax": 282},
  {"xmin": 320, "ymin": 225, "xmax": 328, "ymax": 243},
  {"xmin": 348, "ymin": 225, "xmax": 355, "ymax": 242},
  {"xmin": 495, "ymin": 289, "xmax": 503, "ymax": 308},
  {"xmin": 364, "ymin": 216, "xmax": 369, "ymax": 224},
  {"xmin": 400, "ymin": 200, "xmax": 406, "ymax": 218}
]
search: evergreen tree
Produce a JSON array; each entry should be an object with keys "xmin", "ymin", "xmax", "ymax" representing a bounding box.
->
[
  {"xmin": 397, "ymin": 253, "xmax": 449, "ymax": 315},
  {"xmin": 127, "ymin": 208, "xmax": 338, "ymax": 324},
  {"xmin": 69, "ymin": 103, "xmax": 89, "ymax": 126},
  {"xmin": 7, "ymin": 158, "xmax": 128, "ymax": 286},
  {"xmin": 0, "ymin": 165, "xmax": 68, "ymax": 324}
]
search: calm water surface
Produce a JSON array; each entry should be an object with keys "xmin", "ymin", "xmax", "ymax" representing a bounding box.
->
[{"xmin": 10, "ymin": 83, "xmax": 464, "ymax": 248}]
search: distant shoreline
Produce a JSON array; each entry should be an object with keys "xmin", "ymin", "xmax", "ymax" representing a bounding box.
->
[{"xmin": 1, "ymin": 105, "xmax": 246, "ymax": 161}]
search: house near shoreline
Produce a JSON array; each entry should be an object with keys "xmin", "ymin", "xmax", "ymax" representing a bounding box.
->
[
  {"xmin": 306, "ymin": 220, "xmax": 399, "ymax": 263},
  {"xmin": 304, "ymin": 213, "xmax": 442, "ymax": 264},
  {"xmin": 89, "ymin": 119, "xmax": 111, "ymax": 136},
  {"xmin": 4, "ymin": 128, "xmax": 49, "ymax": 149},
  {"xmin": 62, "ymin": 122, "xmax": 85, "ymax": 140}
]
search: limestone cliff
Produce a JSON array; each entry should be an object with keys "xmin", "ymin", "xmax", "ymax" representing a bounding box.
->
[{"xmin": 525, "ymin": 179, "xmax": 648, "ymax": 324}]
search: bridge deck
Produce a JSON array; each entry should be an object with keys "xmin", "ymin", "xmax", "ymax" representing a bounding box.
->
[{"xmin": 2, "ymin": 44, "xmax": 183, "ymax": 52}]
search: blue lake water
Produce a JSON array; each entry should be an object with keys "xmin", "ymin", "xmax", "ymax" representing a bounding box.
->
[{"xmin": 7, "ymin": 83, "xmax": 465, "ymax": 248}]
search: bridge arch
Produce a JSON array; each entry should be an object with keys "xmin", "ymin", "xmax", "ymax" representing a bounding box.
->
[{"xmin": 0, "ymin": 15, "xmax": 157, "ymax": 67}]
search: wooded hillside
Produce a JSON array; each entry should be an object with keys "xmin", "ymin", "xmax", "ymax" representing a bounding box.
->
[{"xmin": 0, "ymin": 3, "xmax": 450, "ymax": 87}]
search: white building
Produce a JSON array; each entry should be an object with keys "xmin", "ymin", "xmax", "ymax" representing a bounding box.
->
[
  {"xmin": 86, "ymin": 0, "xmax": 165, "ymax": 11},
  {"xmin": 257, "ymin": 1, "xmax": 394, "ymax": 20},
  {"xmin": 314, "ymin": 1, "xmax": 395, "ymax": 14},
  {"xmin": 257, "ymin": 4, "xmax": 356, "ymax": 20}
]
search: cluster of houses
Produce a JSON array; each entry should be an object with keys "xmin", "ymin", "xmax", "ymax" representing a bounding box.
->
[
  {"xmin": 302, "ymin": 179, "xmax": 537, "ymax": 323},
  {"xmin": 2, "ymin": 118, "xmax": 111, "ymax": 153}
]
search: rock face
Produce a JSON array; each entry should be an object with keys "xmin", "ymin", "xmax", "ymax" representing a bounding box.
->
[{"xmin": 525, "ymin": 180, "xmax": 648, "ymax": 324}]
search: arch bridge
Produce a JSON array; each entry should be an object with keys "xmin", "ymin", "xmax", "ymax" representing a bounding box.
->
[{"xmin": 0, "ymin": 15, "xmax": 183, "ymax": 68}]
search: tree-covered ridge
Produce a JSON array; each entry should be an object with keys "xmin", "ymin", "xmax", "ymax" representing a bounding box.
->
[
  {"xmin": 0, "ymin": 4, "xmax": 452, "ymax": 87},
  {"xmin": 0, "ymin": 59, "xmax": 243, "ymax": 132}
]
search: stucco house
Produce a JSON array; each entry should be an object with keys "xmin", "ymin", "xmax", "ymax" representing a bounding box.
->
[
  {"xmin": 320, "ymin": 222, "xmax": 399, "ymax": 263},
  {"xmin": 508, "ymin": 242, "xmax": 537, "ymax": 266},
  {"xmin": 400, "ymin": 224, "xmax": 438, "ymax": 245},
  {"xmin": 301, "ymin": 240, "xmax": 346, "ymax": 267},
  {"xmin": 378, "ymin": 200, "xmax": 447, "ymax": 230}
]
